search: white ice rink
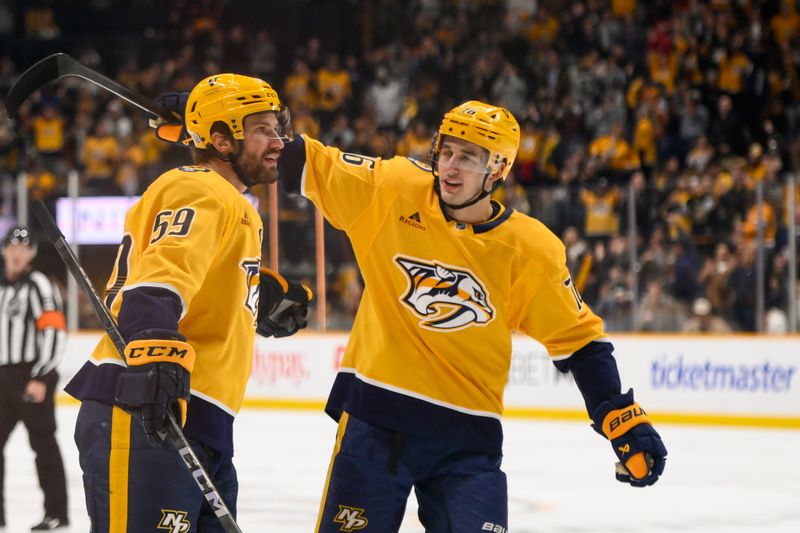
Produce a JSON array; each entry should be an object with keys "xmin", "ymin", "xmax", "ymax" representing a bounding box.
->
[{"xmin": 3, "ymin": 405, "xmax": 799, "ymax": 532}]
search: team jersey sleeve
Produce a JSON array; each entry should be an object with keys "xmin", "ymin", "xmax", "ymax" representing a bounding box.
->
[
  {"xmin": 278, "ymin": 134, "xmax": 384, "ymax": 230},
  {"xmin": 510, "ymin": 240, "xmax": 606, "ymax": 358},
  {"xmin": 116, "ymin": 177, "xmax": 230, "ymax": 338}
]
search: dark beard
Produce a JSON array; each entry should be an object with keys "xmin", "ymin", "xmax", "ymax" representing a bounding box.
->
[{"xmin": 237, "ymin": 150, "xmax": 278, "ymax": 187}]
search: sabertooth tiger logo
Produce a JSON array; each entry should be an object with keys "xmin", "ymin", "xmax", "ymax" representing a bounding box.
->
[
  {"xmin": 333, "ymin": 505, "xmax": 368, "ymax": 531},
  {"xmin": 394, "ymin": 255, "xmax": 495, "ymax": 331},
  {"xmin": 157, "ymin": 510, "xmax": 190, "ymax": 532},
  {"xmin": 241, "ymin": 258, "xmax": 261, "ymax": 318}
]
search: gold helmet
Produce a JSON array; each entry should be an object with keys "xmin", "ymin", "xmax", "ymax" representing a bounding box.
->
[
  {"xmin": 184, "ymin": 73, "xmax": 290, "ymax": 149},
  {"xmin": 431, "ymin": 100, "xmax": 520, "ymax": 180}
]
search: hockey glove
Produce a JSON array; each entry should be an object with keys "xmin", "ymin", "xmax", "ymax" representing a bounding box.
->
[
  {"xmin": 591, "ymin": 388, "xmax": 667, "ymax": 487},
  {"xmin": 148, "ymin": 92, "xmax": 189, "ymax": 145},
  {"xmin": 114, "ymin": 329, "xmax": 195, "ymax": 444},
  {"xmin": 257, "ymin": 267, "xmax": 313, "ymax": 338}
]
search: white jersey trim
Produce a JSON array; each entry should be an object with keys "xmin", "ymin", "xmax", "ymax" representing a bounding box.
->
[
  {"xmin": 339, "ymin": 367, "xmax": 502, "ymax": 421},
  {"xmin": 190, "ymin": 389, "xmax": 237, "ymax": 417},
  {"xmin": 548, "ymin": 337, "xmax": 612, "ymax": 360},
  {"xmin": 299, "ymin": 162, "xmax": 309, "ymax": 199},
  {"xmin": 90, "ymin": 357, "xmax": 127, "ymax": 368},
  {"xmin": 121, "ymin": 282, "xmax": 188, "ymax": 320}
]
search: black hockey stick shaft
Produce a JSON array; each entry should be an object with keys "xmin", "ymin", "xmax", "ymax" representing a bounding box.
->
[
  {"xmin": 31, "ymin": 201, "xmax": 243, "ymax": 532},
  {"xmin": 5, "ymin": 53, "xmax": 176, "ymax": 121}
]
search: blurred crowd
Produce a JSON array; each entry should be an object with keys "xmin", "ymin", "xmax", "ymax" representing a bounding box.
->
[{"xmin": 1, "ymin": 0, "xmax": 799, "ymax": 332}]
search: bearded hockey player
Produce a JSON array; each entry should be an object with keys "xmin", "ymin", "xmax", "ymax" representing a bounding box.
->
[
  {"xmin": 275, "ymin": 100, "xmax": 667, "ymax": 532},
  {"xmin": 65, "ymin": 74, "xmax": 310, "ymax": 532}
]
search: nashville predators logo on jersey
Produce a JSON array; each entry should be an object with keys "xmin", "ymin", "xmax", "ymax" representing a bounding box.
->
[
  {"xmin": 394, "ymin": 255, "xmax": 495, "ymax": 331},
  {"xmin": 241, "ymin": 258, "xmax": 261, "ymax": 318}
]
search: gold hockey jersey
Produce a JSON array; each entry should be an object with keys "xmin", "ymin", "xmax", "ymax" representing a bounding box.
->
[
  {"xmin": 288, "ymin": 135, "xmax": 607, "ymax": 453},
  {"xmin": 66, "ymin": 165, "xmax": 262, "ymax": 454}
]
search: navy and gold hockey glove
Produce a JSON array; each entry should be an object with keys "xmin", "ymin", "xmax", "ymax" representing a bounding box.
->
[
  {"xmin": 114, "ymin": 329, "xmax": 195, "ymax": 444},
  {"xmin": 591, "ymin": 388, "xmax": 667, "ymax": 487},
  {"xmin": 257, "ymin": 268, "xmax": 313, "ymax": 338},
  {"xmin": 148, "ymin": 92, "xmax": 189, "ymax": 145}
]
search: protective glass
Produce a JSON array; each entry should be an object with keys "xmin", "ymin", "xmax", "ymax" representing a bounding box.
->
[
  {"xmin": 244, "ymin": 106, "xmax": 293, "ymax": 142},
  {"xmin": 435, "ymin": 143, "xmax": 491, "ymax": 174}
]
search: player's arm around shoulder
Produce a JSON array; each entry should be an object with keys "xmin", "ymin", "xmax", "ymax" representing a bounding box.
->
[
  {"xmin": 277, "ymin": 134, "xmax": 402, "ymax": 231},
  {"xmin": 278, "ymin": 134, "xmax": 393, "ymax": 194}
]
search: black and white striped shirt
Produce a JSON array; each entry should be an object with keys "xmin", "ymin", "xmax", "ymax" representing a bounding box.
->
[{"xmin": 0, "ymin": 271, "xmax": 66, "ymax": 377}]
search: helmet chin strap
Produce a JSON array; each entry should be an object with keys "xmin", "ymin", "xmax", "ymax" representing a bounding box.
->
[
  {"xmin": 432, "ymin": 161, "xmax": 497, "ymax": 210},
  {"xmin": 207, "ymin": 141, "xmax": 256, "ymax": 187}
]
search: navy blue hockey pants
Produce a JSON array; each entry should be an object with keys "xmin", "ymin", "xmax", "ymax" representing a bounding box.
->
[
  {"xmin": 315, "ymin": 412, "xmax": 508, "ymax": 532},
  {"xmin": 75, "ymin": 400, "xmax": 237, "ymax": 532}
]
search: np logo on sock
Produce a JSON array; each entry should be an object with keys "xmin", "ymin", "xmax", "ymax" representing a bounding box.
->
[
  {"xmin": 157, "ymin": 509, "xmax": 190, "ymax": 532},
  {"xmin": 333, "ymin": 505, "xmax": 368, "ymax": 531}
]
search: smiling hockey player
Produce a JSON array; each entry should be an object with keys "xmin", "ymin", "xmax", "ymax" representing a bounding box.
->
[
  {"xmin": 276, "ymin": 100, "xmax": 667, "ymax": 532},
  {"xmin": 65, "ymin": 74, "xmax": 310, "ymax": 532},
  {"xmin": 152, "ymin": 93, "xmax": 667, "ymax": 531}
]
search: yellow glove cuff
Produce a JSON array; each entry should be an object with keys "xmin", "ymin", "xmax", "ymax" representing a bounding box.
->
[
  {"xmin": 124, "ymin": 339, "xmax": 196, "ymax": 373},
  {"xmin": 260, "ymin": 267, "xmax": 289, "ymax": 292},
  {"xmin": 601, "ymin": 401, "xmax": 651, "ymax": 440}
]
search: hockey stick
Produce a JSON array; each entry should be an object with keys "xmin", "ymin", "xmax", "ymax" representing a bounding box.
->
[
  {"xmin": 5, "ymin": 53, "xmax": 176, "ymax": 121},
  {"xmin": 31, "ymin": 201, "xmax": 243, "ymax": 533}
]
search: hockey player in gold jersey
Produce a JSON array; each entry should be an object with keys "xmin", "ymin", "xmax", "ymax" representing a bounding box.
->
[
  {"xmin": 151, "ymin": 93, "xmax": 666, "ymax": 530},
  {"xmin": 273, "ymin": 100, "xmax": 667, "ymax": 532},
  {"xmin": 65, "ymin": 74, "xmax": 311, "ymax": 532}
]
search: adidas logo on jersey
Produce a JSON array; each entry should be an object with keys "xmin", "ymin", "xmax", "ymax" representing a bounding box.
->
[{"xmin": 399, "ymin": 211, "xmax": 426, "ymax": 231}]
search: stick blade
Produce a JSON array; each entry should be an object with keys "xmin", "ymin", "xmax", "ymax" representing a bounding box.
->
[{"xmin": 5, "ymin": 53, "xmax": 69, "ymax": 118}]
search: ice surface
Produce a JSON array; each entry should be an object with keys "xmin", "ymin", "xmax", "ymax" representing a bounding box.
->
[{"xmin": 3, "ymin": 406, "xmax": 799, "ymax": 532}]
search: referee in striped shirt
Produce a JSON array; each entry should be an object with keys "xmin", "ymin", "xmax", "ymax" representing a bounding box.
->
[{"xmin": 0, "ymin": 226, "xmax": 68, "ymax": 531}]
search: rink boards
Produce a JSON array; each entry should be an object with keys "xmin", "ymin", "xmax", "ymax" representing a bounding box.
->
[{"xmin": 58, "ymin": 333, "xmax": 800, "ymax": 428}]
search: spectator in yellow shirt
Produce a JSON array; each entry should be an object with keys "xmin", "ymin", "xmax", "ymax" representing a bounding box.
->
[
  {"xmin": 26, "ymin": 158, "xmax": 59, "ymax": 201},
  {"xmin": 633, "ymin": 106, "xmax": 657, "ymax": 169},
  {"xmin": 612, "ymin": 0, "xmax": 636, "ymax": 17},
  {"xmin": 526, "ymin": 8, "xmax": 559, "ymax": 45},
  {"xmin": 580, "ymin": 178, "xmax": 622, "ymax": 241},
  {"xmin": 284, "ymin": 59, "xmax": 317, "ymax": 111},
  {"xmin": 116, "ymin": 135, "xmax": 144, "ymax": 196},
  {"xmin": 81, "ymin": 120, "xmax": 120, "ymax": 195},
  {"xmin": 589, "ymin": 122, "xmax": 641, "ymax": 179},
  {"xmin": 316, "ymin": 54, "xmax": 352, "ymax": 123},
  {"xmin": 30, "ymin": 104, "xmax": 65, "ymax": 176},
  {"xmin": 515, "ymin": 120, "xmax": 542, "ymax": 185},
  {"xmin": 742, "ymin": 198, "xmax": 777, "ymax": 248},
  {"xmin": 648, "ymin": 51, "xmax": 677, "ymax": 94},
  {"xmin": 395, "ymin": 120, "xmax": 430, "ymax": 161},
  {"xmin": 717, "ymin": 43, "xmax": 752, "ymax": 95},
  {"xmin": 291, "ymin": 104, "xmax": 321, "ymax": 139},
  {"xmin": 770, "ymin": 4, "xmax": 800, "ymax": 45}
]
